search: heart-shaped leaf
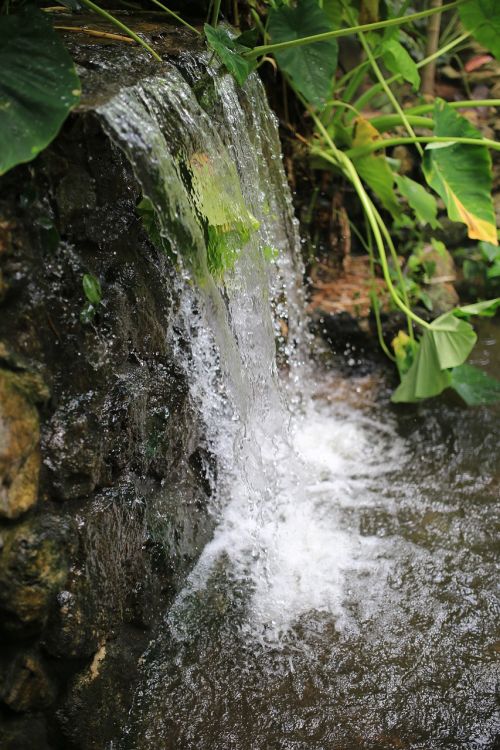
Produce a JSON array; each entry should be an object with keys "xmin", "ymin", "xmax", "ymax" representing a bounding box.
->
[
  {"xmin": 422, "ymin": 100, "xmax": 496, "ymax": 244},
  {"xmin": 268, "ymin": 0, "xmax": 338, "ymax": 107},
  {"xmin": 0, "ymin": 9, "xmax": 81, "ymax": 175}
]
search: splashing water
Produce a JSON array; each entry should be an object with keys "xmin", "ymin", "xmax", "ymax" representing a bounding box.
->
[{"xmin": 99, "ymin": 61, "xmax": 500, "ymax": 749}]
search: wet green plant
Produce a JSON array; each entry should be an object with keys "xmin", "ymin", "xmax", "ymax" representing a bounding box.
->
[
  {"xmin": 81, "ymin": 273, "xmax": 102, "ymax": 324},
  {"xmin": 205, "ymin": 0, "xmax": 500, "ymax": 404}
]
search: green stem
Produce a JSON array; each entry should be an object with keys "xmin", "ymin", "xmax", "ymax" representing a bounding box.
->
[
  {"xmin": 244, "ymin": 0, "xmax": 464, "ymax": 60},
  {"xmin": 357, "ymin": 28, "xmax": 423, "ymax": 156},
  {"xmin": 368, "ymin": 114, "xmax": 435, "ymax": 132},
  {"xmin": 79, "ymin": 0, "xmax": 161, "ymax": 60},
  {"xmin": 349, "ymin": 219, "xmax": 396, "ymax": 360},
  {"xmin": 211, "ymin": 0, "xmax": 221, "ymax": 26},
  {"xmin": 146, "ymin": 0, "xmax": 200, "ymax": 34},
  {"xmin": 351, "ymin": 31, "xmax": 470, "ymax": 116},
  {"xmin": 308, "ymin": 112, "xmax": 430, "ymax": 331},
  {"xmin": 405, "ymin": 99, "xmax": 500, "ymax": 116},
  {"xmin": 346, "ymin": 134, "xmax": 500, "ymax": 159},
  {"xmin": 373, "ymin": 207, "xmax": 414, "ymax": 342}
]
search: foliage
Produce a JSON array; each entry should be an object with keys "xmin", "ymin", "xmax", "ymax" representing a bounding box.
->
[
  {"xmin": 81, "ymin": 273, "xmax": 102, "ymax": 324},
  {"xmin": 0, "ymin": 7, "xmax": 80, "ymax": 175},
  {"xmin": 200, "ymin": 0, "xmax": 500, "ymax": 405},
  {"xmin": 267, "ymin": 0, "xmax": 338, "ymax": 106}
]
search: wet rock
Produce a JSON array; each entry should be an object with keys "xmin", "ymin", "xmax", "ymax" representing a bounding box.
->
[
  {"xmin": 43, "ymin": 588, "xmax": 101, "ymax": 661},
  {"xmin": 0, "ymin": 516, "xmax": 75, "ymax": 636},
  {"xmin": 0, "ymin": 713, "xmax": 51, "ymax": 750},
  {"xmin": 0, "ymin": 369, "xmax": 41, "ymax": 520},
  {"xmin": 57, "ymin": 632, "xmax": 145, "ymax": 750},
  {"xmin": 0, "ymin": 652, "xmax": 56, "ymax": 713}
]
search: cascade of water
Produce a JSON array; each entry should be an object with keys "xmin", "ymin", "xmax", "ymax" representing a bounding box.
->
[{"xmin": 98, "ymin": 60, "xmax": 499, "ymax": 750}]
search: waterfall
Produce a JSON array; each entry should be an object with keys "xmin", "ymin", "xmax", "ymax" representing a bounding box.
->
[{"xmin": 96, "ymin": 59, "xmax": 499, "ymax": 750}]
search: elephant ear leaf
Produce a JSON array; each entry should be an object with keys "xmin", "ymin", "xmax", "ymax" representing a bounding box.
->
[
  {"xmin": 268, "ymin": 0, "xmax": 338, "ymax": 107},
  {"xmin": 459, "ymin": 0, "xmax": 500, "ymax": 61},
  {"xmin": 0, "ymin": 9, "xmax": 81, "ymax": 175},
  {"xmin": 422, "ymin": 99, "xmax": 497, "ymax": 245}
]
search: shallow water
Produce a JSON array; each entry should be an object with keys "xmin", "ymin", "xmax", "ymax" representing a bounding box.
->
[{"xmin": 119, "ymin": 321, "xmax": 499, "ymax": 750}]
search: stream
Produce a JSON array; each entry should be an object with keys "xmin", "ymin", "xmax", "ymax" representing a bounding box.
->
[{"xmin": 97, "ymin": 58, "xmax": 499, "ymax": 750}]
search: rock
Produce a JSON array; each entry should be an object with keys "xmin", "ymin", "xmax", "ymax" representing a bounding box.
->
[
  {"xmin": 0, "ymin": 714, "xmax": 51, "ymax": 750},
  {"xmin": 0, "ymin": 369, "xmax": 41, "ymax": 520},
  {"xmin": 0, "ymin": 652, "xmax": 56, "ymax": 713},
  {"xmin": 0, "ymin": 516, "xmax": 75, "ymax": 636}
]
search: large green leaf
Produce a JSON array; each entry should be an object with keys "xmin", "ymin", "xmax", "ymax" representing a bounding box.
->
[
  {"xmin": 391, "ymin": 328, "xmax": 452, "ymax": 402},
  {"xmin": 0, "ymin": 9, "xmax": 81, "ymax": 176},
  {"xmin": 352, "ymin": 118, "xmax": 401, "ymax": 218},
  {"xmin": 204, "ymin": 25, "xmax": 254, "ymax": 86},
  {"xmin": 422, "ymin": 100, "xmax": 497, "ymax": 245},
  {"xmin": 381, "ymin": 39, "xmax": 420, "ymax": 90},
  {"xmin": 450, "ymin": 363, "xmax": 500, "ymax": 405},
  {"xmin": 391, "ymin": 312, "xmax": 478, "ymax": 403},
  {"xmin": 459, "ymin": 0, "xmax": 500, "ymax": 61},
  {"xmin": 395, "ymin": 174, "xmax": 440, "ymax": 228},
  {"xmin": 429, "ymin": 312, "xmax": 477, "ymax": 369},
  {"xmin": 268, "ymin": 0, "xmax": 338, "ymax": 107}
]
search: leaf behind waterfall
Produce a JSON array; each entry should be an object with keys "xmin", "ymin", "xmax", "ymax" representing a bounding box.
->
[
  {"xmin": 0, "ymin": 9, "xmax": 81, "ymax": 175},
  {"xmin": 204, "ymin": 25, "xmax": 254, "ymax": 86},
  {"xmin": 268, "ymin": 0, "xmax": 338, "ymax": 107},
  {"xmin": 422, "ymin": 100, "xmax": 497, "ymax": 245}
]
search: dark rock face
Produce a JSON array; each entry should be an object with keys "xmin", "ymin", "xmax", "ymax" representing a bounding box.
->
[{"xmin": 0, "ymin": 39, "xmax": 216, "ymax": 749}]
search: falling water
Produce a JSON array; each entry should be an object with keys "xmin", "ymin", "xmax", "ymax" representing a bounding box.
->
[{"xmin": 99, "ymin": 60, "xmax": 499, "ymax": 749}]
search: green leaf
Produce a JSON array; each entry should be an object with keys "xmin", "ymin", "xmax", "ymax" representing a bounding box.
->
[
  {"xmin": 268, "ymin": 0, "xmax": 338, "ymax": 106},
  {"xmin": 391, "ymin": 328, "xmax": 452, "ymax": 402},
  {"xmin": 322, "ymin": 0, "xmax": 344, "ymax": 27},
  {"xmin": 429, "ymin": 312, "xmax": 477, "ymax": 369},
  {"xmin": 422, "ymin": 100, "xmax": 497, "ymax": 245},
  {"xmin": 487, "ymin": 262, "xmax": 500, "ymax": 280},
  {"xmin": 395, "ymin": 174, "xmax": 440, "ymax": 229},
  {"xmin": 453, "ymin": 297, "xmax": 500, "ymax": 317},
  {"xmin": 479, "ymin": 241, "xmax": 500, "ymax": 263},
  {"xmin": 459, "ymin": 0, "xmax": 500, "ymax": 61},
  {"xmin": 0, "ymin": 9, "xmax": 81, "ymax": 176},
  {"xmin": 352, "ymin": 118, "xmax": 401, "ymax": 218},
  {"xmin": 204, "ymin": 24, "xmax": 254, "ymax": 86},
  {"xmin": 82, "ymin": 274, "xmax": 102, "ymax": 305},
  {"xmin": 450, "ymin": 363, "xmax": 500, "ymax": 405},
  {"xmin": 381, "ymin": 39, "xmax": 420, "ymax": 90}
]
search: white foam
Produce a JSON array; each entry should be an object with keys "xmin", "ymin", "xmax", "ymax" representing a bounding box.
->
[{"xmin": 188, "ymin": 395, "xmax": 405, "ymax": 641}]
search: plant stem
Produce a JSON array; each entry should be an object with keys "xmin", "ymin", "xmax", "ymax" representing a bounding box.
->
[
  {"xmin": 346, "ymin": 134, "xmax": 500, "ymax": 159},
  {"xmin": 308, "ymin": 112, "xmax": 430, "ymax": 330},
  {"xmin": 79, "ymin": 0, "xmax": 161, "ymax": 60},
  {"xmin": 367, "ymin": 114, "xmax": 435, "ymax": 131},
  {"xmin": 146, "ymin": 0, "xmax": 200, "ymax": 34},
  {"xmin": 211, "ymin": 0, "xmax": 221, "ymax": 26},
  {"xmin": 406, "ymin": 99, "xmax": 500, "ymax": 116},
  {"xmin": 421, "ymin": 0, "xmax": 443, "ymax": 97},
  {"xmin": 357, "ymin": 29, "xmax": 424, "ymax": 156},
  {"xmin": 351, "ymin": 31, "xmax": 470, "ymax": 116},
  {"xmin": 244, "ymin": 0, "xmax": 464, "ymax": 60}
]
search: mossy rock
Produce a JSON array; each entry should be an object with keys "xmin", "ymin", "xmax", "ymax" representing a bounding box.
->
[{"xmin": 0, "ymin": 516, "xmax": 75, "ymax": 636}]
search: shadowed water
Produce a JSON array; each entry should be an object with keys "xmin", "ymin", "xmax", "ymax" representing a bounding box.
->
[{"xmin": 99, "ymin": 62, "xmax": 500, "ymax": 750}]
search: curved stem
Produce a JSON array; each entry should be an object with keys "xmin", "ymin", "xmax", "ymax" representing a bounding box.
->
[
  {"xmin": 308, "ymin": 111, "xmax": 430, "ymax": 331},
  {"xmin": 244, "ymin": 0, "xmax": 464, "ymax": 60},
  {"xmin": 405, "ymin": 99, "xmax": 500, "ymax": 116},
  {"xmin": 357, "ymin": 29, "xmax": 424, "ymax": 156},
  {"xmin": 346, "ymin": 134, "xmax": 500, "ymax": 159},
  {"xmin": 351, "ymin": 31, "xmax": 470, "ymax": 116}
]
